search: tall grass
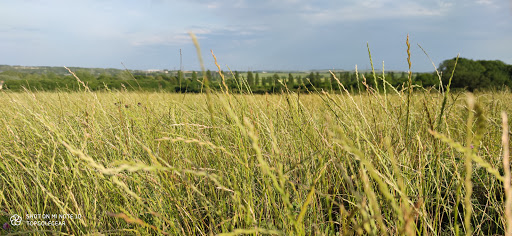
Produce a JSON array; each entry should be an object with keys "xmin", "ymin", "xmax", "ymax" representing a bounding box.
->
[{"xmin": 0, "ymin": 44, "xmax": 511, "ymax": 235}]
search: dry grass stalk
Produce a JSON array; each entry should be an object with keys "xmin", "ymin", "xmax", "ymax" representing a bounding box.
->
[{"xmin": 503, "ymin": 112, "xmax": 512, "ymax": 236}]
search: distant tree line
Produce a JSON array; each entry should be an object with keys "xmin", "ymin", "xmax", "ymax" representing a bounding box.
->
[
  {"xmin": 439, "ymin": 58, "xmax": 512, "ymax": 91},
  {"xmin": 0, "ymin": 58, "xmax": 511, "ymax": 93}
]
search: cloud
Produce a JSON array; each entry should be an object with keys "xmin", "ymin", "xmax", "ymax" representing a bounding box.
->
[
  {"xmin": 474, "ymin": 0, "xmax": 501, "ymax": 9},
  {"xmin": 1, "ymin": 0, "xmax": 510, "ymax": 71},
  {"xmin": 207, "ymin": 3, "xmax": 218, "ymax": 9},
  {"xmin": 476, "ymin": 0, "xmax": 492, "ymax": 5},
  {"xmin": 128, "ymin": 24, "xmax": 267, "ymax": 47},
  {"xmin": 129, "ymin": 28, "xmax": 210, "ymax": 46},
  {"xmin": 302, "ymin": 1, "xmax": 454, "ymax": 24},
  {"xmin": 191, "ymin": 0, "xmax": 249, "ymax": 9},
  {"xmin": 187, "ymin": 0, "xmax": 457, "ymax": 32},
  {"xmin": 131, "ymin": 34, "xmax": 191, "ymax": 46}
]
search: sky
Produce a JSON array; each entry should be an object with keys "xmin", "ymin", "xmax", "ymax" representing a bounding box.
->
[{"xmin": 0, "ymin": 0, "xmax": 511, "ymax": 72}]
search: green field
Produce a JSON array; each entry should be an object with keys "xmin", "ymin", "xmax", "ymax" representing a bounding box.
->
[{"xmin": 1, "ymin": 83, "xmax": 511, "ymax": 235}]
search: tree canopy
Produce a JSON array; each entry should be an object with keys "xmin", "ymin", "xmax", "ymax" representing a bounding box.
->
[{"xmin": 440, "ymin": 58, "xmax": 512, "ymax": 91}]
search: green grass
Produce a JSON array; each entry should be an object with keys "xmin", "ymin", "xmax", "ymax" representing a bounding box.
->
[{"xmin": 0, "ymin": 86, "xmax": 511, "ymax": 235}]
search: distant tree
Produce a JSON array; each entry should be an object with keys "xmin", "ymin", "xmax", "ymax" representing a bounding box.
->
[
  {"xmin": 165, "ymin": 74, "xmax": 177, "ymax": 84},
  {"xmin": 348, "ymin": 72, "xmax": 358, "ymax": 90},
  {"xmin": 307, "ymin": 72, "xmax": 315, "ymax": 87},
  {"xmin": 97, "ymin": 73, "xmax": 110, "ymax": 81},
  {"xmin": 316, "ymin": 72, "xmax": 322, "ymax": 87},
  {"xmin": 330, "ymin": 73, "xmax": 336, "ymax": 90},
  {"xmin": 206, "ymin": 70, "xmax": 212, "ymax": 82},
  {"xmin": 479, "ymin": 60, "xmax": 510, "ymax": 88},
  {"xmin": 508, "ymin": 65, "xmax": 512, "ymax": 86},
  {"xmin": 264, "ymin": 76, "xmax": 271, "ymax": 88},
  {"xmin": 255, "ymin": 73, "xmax": 260, "ymax": 87},
  {"xmin": 272, "ymin": 73, "xmax": 279, "ymax": 86},
  {"xmin": 46, "ymin": 72, "xmax": 58, "ymax": 80},
  {"xmin": 188, "ymin": 78, "xmax": 202, "ymax": 92},
  {"xmin": 270, "ymin": 74, "xmax": 280, "ymax": 91},
  {"xmin": 247, "ymin": 71, "xmax": 254, "ymax": 87},
  {"xmin": 388, "ymin": 71, "xmax": 395, "ymax": 81},
  {"xmin": 415, "ymin": 73, "xmax": 437, "ymax": 87},
  {"xmin": 385, "ymin": 72, "xmax": 395, "ymax": 86},
  {"xmin": 287, "ymin": 73, "xmax": 294, "ymax": 88},
  {"xmin": 396, "ymin": 72, "xmax": 407, "ymax": 88},
  {"xmin": 176, "ymin": 70, "xmax": 184, "ymax": 89},
  {"xmin": 75, "ymin": 70, "xmax": 94, "ymax": 81},
  {"xmin": 338, "ymin": 72, "xmax": 346, "ymax": 87},
  {"xmin": 232, "ymin": 71, "xmax": 240, "ymax": 89},
  {"xmin": 440, "ymin": 58, "xmax": 486, "ymax": 91},
  {"xmin": 192, "ymin": 71, "xmax": 198, "ymax": 82}
]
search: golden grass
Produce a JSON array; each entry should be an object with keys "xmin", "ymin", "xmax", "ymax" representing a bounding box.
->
[{"xmin": 0, "ymin": 89, "xmax": 510, "ymax": 235}]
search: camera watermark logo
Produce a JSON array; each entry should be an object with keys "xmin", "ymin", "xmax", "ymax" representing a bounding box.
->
[
  {"xmin": 4, "ymin": 213, "xmax": 81, "ymax": 228},
  {"xmin": 10, "ymin": 214, "xmax": 22, "ymax": 226}
]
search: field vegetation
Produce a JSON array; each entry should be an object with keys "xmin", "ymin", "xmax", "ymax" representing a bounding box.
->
[
  {"xmin": 1, "ymin": 57, "xmax": 511, "ymax": 94},
  {"xmin": 1, "ymin": 41, "xmax": 512, "ymax": 235}
]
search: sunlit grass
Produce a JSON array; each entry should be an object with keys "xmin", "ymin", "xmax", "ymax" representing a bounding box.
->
[{"xmin": 0, "ymin": 86, "xmax": 510, "ymax": 235}]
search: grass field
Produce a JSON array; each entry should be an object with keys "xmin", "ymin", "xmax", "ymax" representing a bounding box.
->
[{"xmin": 0, "ymin": 81, "xmax": 511, "ymax": 235}]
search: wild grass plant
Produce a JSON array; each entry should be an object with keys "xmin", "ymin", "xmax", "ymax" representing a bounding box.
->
[{"xmin": 1, "ymin": 38, "xmax": 512, "ymax": 235}]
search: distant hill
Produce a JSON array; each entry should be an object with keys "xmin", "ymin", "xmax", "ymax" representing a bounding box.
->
[
  {"xmin": 0, "ymin": 65, "xmax": 403, "ymax": 76},
  {"xmin": 0, "ymin": 65, "xmax": 163, "ymax": 76}
]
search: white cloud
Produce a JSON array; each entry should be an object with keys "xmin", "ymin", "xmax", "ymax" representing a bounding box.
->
[
  {"xmin": 1, "ymin": 0, "xmax": 510, "ymax": 71},
  {"xmin": 301, "ymin": 0, "xmax": 453, "ymax": 24},
  {"xmin": 129, "ymin": 27, "xmax": 209, "ymax": 46},
  {"xmin": 476, "ymin": 0, "xmax": 493, "ymax": 5},
  {"xmin": 474, "ymin": 0, "xmax": 500, "ymax": 9},
  {"xmin": 207, "ymin": 3, "xmax": 218, "ymax": 9},
  {"xmin": 128, "ymin": 24, "xmax": 267, "ymax": 47},
  {"xmin": 131, "ymin": 34, "xmax": 191, "ymax": 46},
  {"xmin": 195, "ymin": 0, "xmax": 248, "ymax": 9},
  {"xmin": 189, "ymin": 28, "xmax": 213, "ymax": 35}
]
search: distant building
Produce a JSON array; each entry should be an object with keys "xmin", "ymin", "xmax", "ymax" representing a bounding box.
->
[{"xmin": 146, "ymin": 69, "xmax": 164, "ymax": 73}]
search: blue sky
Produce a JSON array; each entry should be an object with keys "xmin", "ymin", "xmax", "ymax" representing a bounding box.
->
[{"xmin": 1, "ymin": 0, "xmax": 511, "ymax": 72}]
